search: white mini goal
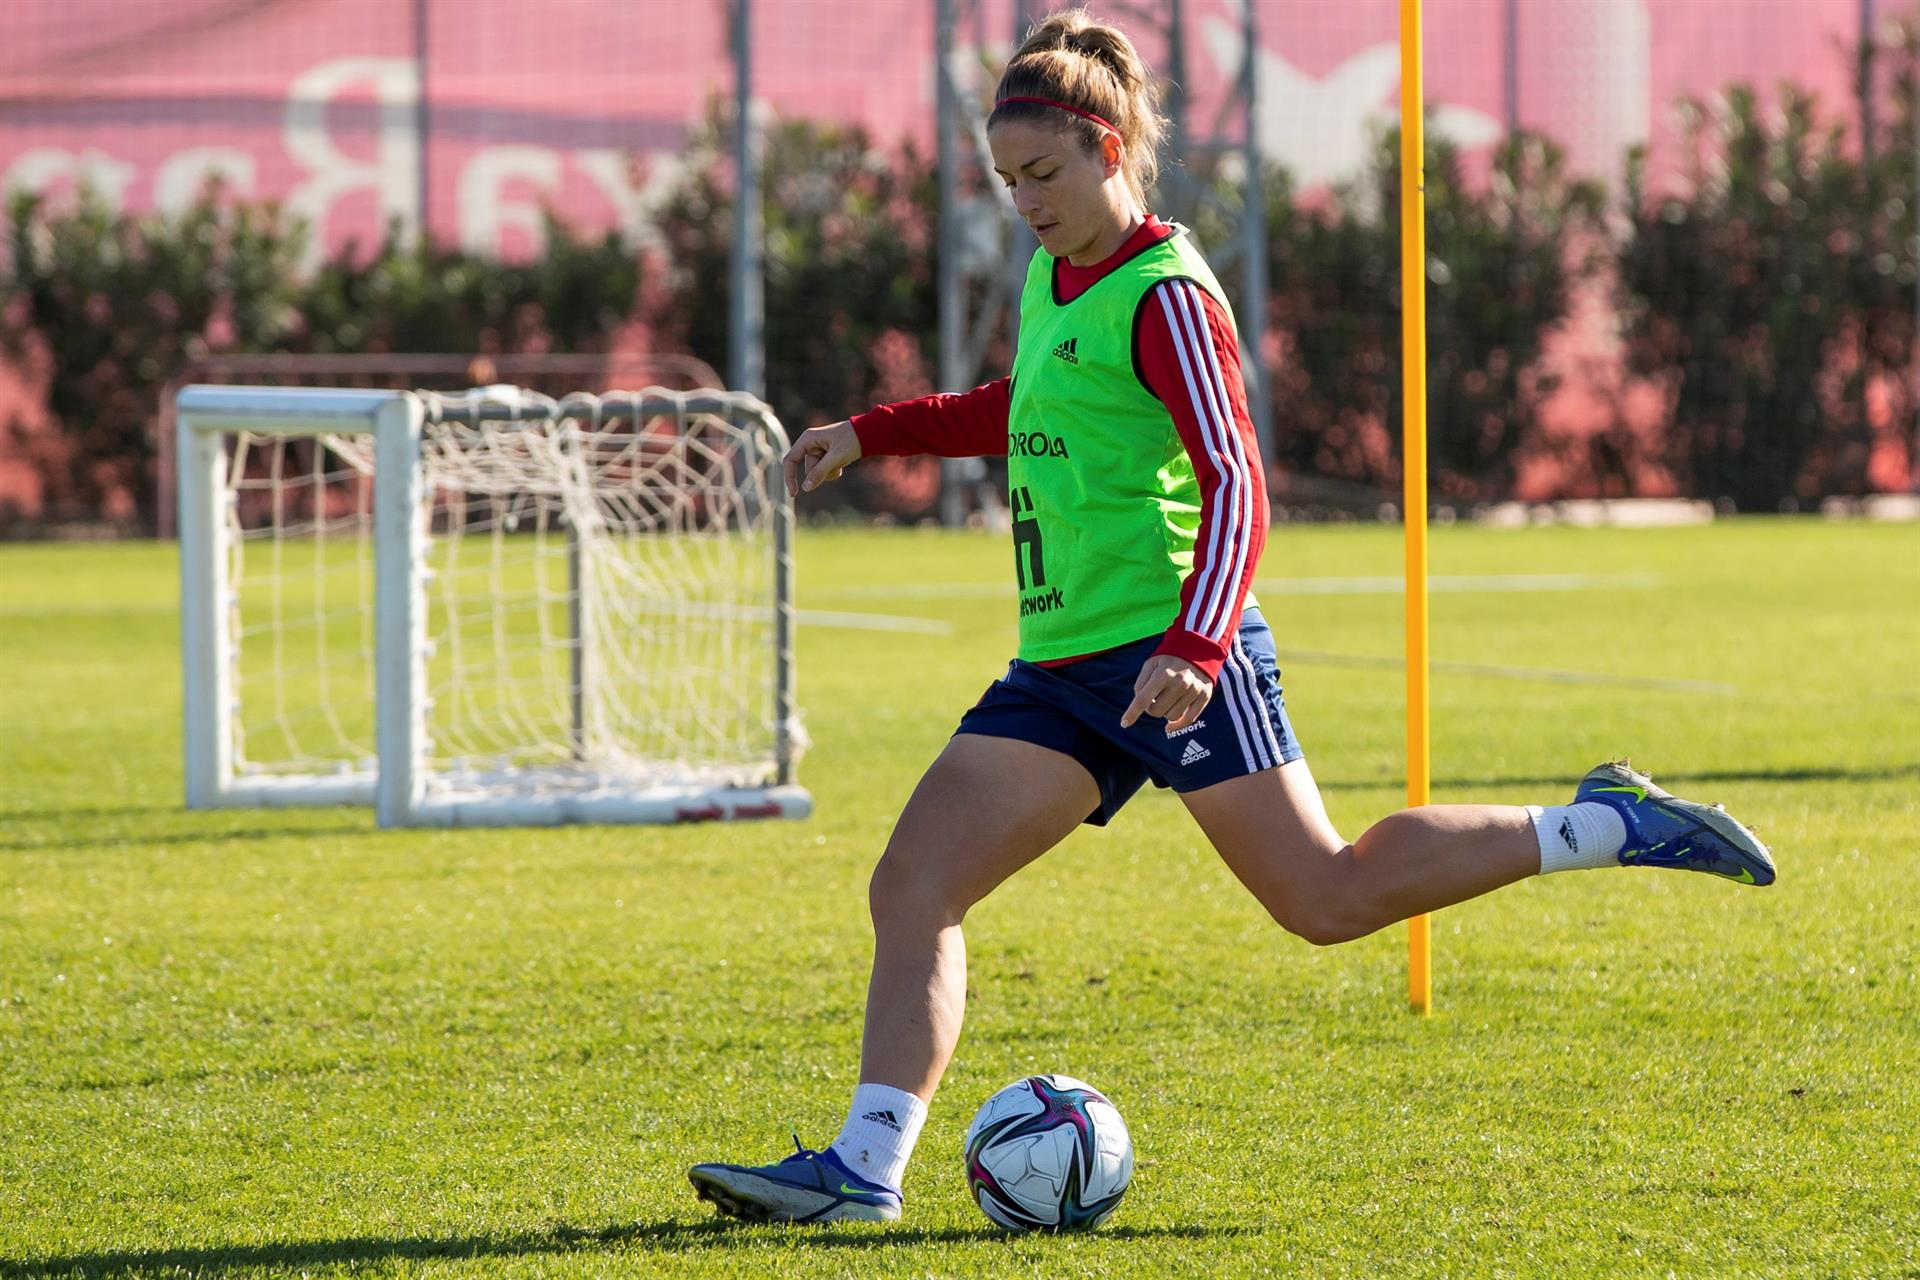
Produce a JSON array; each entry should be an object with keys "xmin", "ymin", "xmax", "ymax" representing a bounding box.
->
[{"xmin": 177, "ymin": 384, "xmax": 810, "ymax": 827}]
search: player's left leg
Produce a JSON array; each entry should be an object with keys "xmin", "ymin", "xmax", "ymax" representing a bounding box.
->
[
  {"xmin": 1163, "ymin": 610, "xmax": 1770, "ymax": 945},
  {"xmin": 1182, "ymin": 756, "xmax": 1773, "ymax": 947},
  {"xmin": 1180, "ymin": 759, "xmax": 1538, "ymax": 945}
]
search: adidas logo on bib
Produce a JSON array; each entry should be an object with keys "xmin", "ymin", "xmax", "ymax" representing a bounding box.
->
[
  {"xmin": 1179, "ymin": 738, "xmax": 1211, "ymax": 765},
  {"xmin": 1051, "ymin": 337, "xmax": 1080, "ymax": 364}
]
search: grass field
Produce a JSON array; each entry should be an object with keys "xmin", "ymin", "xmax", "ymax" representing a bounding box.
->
[{"xmin": 2, "ymin": 518, "xmax": 1916, "ymax": 1278}]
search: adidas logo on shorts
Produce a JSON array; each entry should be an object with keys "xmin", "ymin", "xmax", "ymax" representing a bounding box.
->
[{"xmin": 1179, "ymin": 738, "xmax": 1211, "ymax": 765}]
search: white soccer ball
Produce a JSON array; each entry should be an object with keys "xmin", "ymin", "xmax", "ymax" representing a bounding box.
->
[{"xmin": 962, "ymin": 1074, "xmax": 1133, "ymax": 1231}]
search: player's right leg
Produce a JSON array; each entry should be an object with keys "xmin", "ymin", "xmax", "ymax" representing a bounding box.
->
[
  {"xmin": 855, "ymin": 733, "xmax": 1100, "ymax": 1099},
  {"xmin": 688, "ymin": 733, "xmax": 1100, "ymax": 1224}
]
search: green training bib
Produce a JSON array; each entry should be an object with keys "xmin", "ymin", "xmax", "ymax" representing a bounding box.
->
[{"xmin": 1005, "ymin": 227, "xmax": 1251, "ymax": 660}]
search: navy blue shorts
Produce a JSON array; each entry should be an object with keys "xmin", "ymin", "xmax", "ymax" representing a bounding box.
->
[{"xmin": 954, "ymin": 609, "xmax": 1304, "ymax": 826}]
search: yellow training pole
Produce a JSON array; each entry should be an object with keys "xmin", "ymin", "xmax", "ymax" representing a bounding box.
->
[{"xmin": 1399, "ymin": 0, "xmax": 1433, "ymax": 1015}]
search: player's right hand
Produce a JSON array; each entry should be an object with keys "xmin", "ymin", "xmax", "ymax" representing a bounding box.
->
[{"xmin": 782, "ymin": 420, "xmax": 863, "ymax": 498}]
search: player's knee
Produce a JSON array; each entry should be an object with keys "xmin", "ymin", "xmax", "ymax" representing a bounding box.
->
[
  {"xmin": 868, "ymin": 846, "xmax": 966, "ymax": 930},
  {"xmin": 1268, "ymin": 901, "xmax": 1368, "ymax": 947},
  {"xmin": 1244, "ymin": 879, "xmax": 1344, "ymax": 946},
  {"xmin": 866, "ymin": 850, "xmax": 916, "ymax": 920},
  {"xmin": 1248, "ymin": 848, "xmax": 1373, "ymax": 946}
]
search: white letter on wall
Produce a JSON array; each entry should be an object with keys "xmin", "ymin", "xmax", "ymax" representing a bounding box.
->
[
  {"xmin": 1, "ymin": 148, "xmax": 137, "ymax": 208},
  {"xmin": 458, "ymin": 146, "xmax": 562, "ymax": 257},
  {"xmin": 283, "ymin": 57, "xmax": 419, "ymax": 268},
  {"xmin": 575, "ymin": 149, "xmax": 677, "ymax": 250},
  {"xmin": 154, "ymin": 147, "xmax": 258, "ymax": 213}
]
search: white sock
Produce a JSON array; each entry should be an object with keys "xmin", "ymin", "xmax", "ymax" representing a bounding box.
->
[
  {"xmin": 828, "ymin": 1083, "xmax": 928, "ymax": 1191},
  {"xmin": 1529, "ymin": 803, "xmax": 1628, "ymax": 874}
]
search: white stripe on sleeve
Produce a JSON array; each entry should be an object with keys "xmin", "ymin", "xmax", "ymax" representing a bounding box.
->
[
  {"xmin": 1156, "ymin": 280, "xmax": 1253, "ymax": 640},
  {"xmin": 1177, "ymin": 282, "xmax": 1257, "ymax": 639}
]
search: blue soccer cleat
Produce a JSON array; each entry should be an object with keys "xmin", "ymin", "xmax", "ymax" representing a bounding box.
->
[
  {"xmin": 688, "ymin": 1137, "xmax": 903, "ymax": 1224},
  {"xmin": 1576, "ymin": 760, "xmax": 1775, "ymax": 885}
]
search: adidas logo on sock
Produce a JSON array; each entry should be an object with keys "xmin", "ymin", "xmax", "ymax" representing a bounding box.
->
[
  {"xmin": 1558, "ymin": 817, "xmax": 1578, "ymax": 853},
  {"xmin": 861, "ymin": 1109, "xmax": 902, "ymax": 1132},
  {"xmin": 1179, "ymin": 738, "xmax": 1211, "ymax": 764},
  {"xmin": 1051, "ymin": 337, "xmax": 1080, "ymax": 364}
]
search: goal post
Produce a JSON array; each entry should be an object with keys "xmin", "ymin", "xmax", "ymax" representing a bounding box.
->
[
  {"xmin": 177, "ymin": 383, "xmax": 811, "ymax": 828},
  {"xmin": 179, "ymin": 385, "xmax": 410, "ymax": 810}
]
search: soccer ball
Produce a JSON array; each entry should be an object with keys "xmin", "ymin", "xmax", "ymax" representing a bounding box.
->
[{"xmin": 963, "ymin": 1074, "xmax": 1133, "ymax": 1231}]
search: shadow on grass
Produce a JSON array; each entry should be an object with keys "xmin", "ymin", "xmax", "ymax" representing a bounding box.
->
[
  {"xmin": 5, "ymin": 1218, "xmax": 1237, "ymax": 1276},
  {"xmin": 0, "ymin": 819, "xmax": 379, "ymax": 855},
  {"xmin": 0, "ymin": 805, "xmax": 189, "ymax": 823},
  {"xmin": 1317, "ymin": 762, "xmax": 1920, "ymax": 792}
]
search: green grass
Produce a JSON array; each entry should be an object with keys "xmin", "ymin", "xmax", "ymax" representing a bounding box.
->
[{"xmin": 2, "ymin": 519, "xmax": 1915, "ymax": 1278}]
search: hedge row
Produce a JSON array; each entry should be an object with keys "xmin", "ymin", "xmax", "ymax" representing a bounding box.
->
[{"xmin": 4, "ymin": 24, "xmax": 1917, "ymax": 529}]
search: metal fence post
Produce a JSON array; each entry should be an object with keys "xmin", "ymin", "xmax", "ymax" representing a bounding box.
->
[
  {"xmin": 937, "ymin": 0, "xmax": 965, "ymax": 526},
  {"xmin": 414, "ymin": 0, "xmax": 430, "ymax": 240},
  {"xmin": 1504, "ymin": 0, "xmax": 1520, "ymax": 134},
  {"xmin": 730, "ymin": 0, "xmax": 765, "ymax": 398},
  {"xmin": 1240, "ymin": 0, "xmax": 1272, "ymax": 467}
]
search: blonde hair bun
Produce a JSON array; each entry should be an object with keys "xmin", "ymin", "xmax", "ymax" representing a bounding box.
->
[{"xmin": 991, "ymin": 7, "xmax": 1167, "ymax": 204}]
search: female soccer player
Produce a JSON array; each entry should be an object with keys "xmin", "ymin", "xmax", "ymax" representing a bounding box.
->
[{"xmin": 689, "ymin": 8, "xmax": 1772, "ymax": 1225}]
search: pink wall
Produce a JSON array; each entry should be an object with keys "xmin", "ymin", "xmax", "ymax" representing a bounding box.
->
[{"xmin": 0, "ymin": 0, "xmax": 1869, "ymax": 262}]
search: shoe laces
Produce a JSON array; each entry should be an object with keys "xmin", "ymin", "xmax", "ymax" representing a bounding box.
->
[{"xmin": 780, "ymin": 1131, "xmax": 822, "ymax": 1165}]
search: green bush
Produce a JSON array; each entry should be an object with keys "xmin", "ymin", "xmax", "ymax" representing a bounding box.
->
[
  {"xmin": 296, "ymin": 215, "xmax": 640, "ymax": 357},
  {"xmin": 650, "ymin": 101, "xmax": 944, "ymax": 518},
  {"xmin": 2, "ymin": 186, "xmax": 307, "ymax": 528},
  {"xmin": 652, "ymin": 102, "xmax": 939, "ymax": 426},
  {"xmin": 1615, "ymin": 85, "xmax": 1879, "ymax": 508},
  {"xmin": 12, "ymin": 65, "xmax": 1913, "ymax": 534},
  {"xmin": 1261, "ymin": 127, "xmax": 1603, "ymax": 504},
  {"xmin": 1, "ymin": 194, "xmax": 644, "ymax": 531},
  {"xmin": 1854, "ymin": 14, "xmax": 1920, "ymax": 494}
]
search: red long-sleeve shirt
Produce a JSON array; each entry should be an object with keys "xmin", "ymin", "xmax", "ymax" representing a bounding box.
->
[{"xmin": 851, "ymin": 216, "xmax": 1268, "ymax": 682}]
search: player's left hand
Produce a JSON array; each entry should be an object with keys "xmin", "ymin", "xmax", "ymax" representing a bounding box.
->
[{"xmin": 1121, "ymin": 656, "xmax": 1214, "ymax": 734}]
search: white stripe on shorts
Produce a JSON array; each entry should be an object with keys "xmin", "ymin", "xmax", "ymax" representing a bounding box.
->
[
  {"xmin": 1217, "ymin": 645, "xmax": 1269, "ymax": 772},
  {"xmin": 1233, "ymin": 636, "xmax": 1288, "ymax": 765}
]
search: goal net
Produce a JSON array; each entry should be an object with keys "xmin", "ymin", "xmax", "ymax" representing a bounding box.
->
[{"xmin": 178, "ymin": 384, "xmax": 809, "ymax": 827}]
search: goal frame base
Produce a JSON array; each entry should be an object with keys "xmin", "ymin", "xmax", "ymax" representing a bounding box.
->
[{"xmin": 405, "ymin": 782, "xmax": 813, "ymax": 828}]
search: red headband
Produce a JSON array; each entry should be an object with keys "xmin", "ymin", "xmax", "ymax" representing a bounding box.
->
[{"xmin": 994, "ymin": 95, "xmax": 1121, "ymax": 138}]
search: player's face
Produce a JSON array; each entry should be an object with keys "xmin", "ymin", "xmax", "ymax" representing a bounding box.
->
[{"xmin": 989, "ymin": 119, "xmax": 1128, "ymax": 265}]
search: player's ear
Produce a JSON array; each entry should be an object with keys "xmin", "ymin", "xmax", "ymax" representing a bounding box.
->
[{"xmin": 1101, "ymin": 133, "xmax": 1123, "ymax": 175}]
